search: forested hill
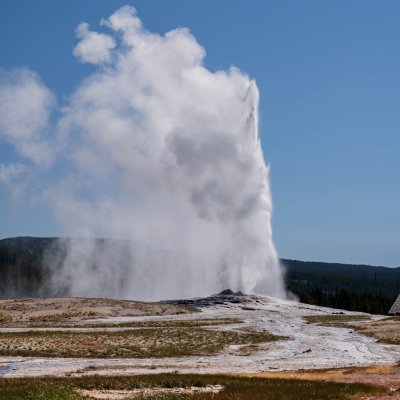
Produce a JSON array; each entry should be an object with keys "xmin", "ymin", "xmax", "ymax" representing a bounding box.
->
[
  {"xmin": 0, "ymin": 237, "xmax": 60, "ymax": 298},
  {"xmin": 283, "ymin": 259, "xmax": 400, "ymax": 315},
  {"xmin": 0, "ymin": 237, "xmax": 399, "ymax": 314}
]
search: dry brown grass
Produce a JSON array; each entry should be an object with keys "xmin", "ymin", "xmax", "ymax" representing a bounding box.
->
[
  {"xmin": 0, "ymin": 325, "xmax": 283, "ymax": 358},
  {"xmin": 304, "ymin": 314, "xmax": 400, "ymax": 344},
  {"xmin": 0, "ymin": 311, "xmax": 11, "ymax": 323},
  {"xmin": 0, "ymin": 373, "xmax": 389, "ymax": 400},
  {"xmin": 74, "ymin": 317, "xmax": 242, "ymax": 329},
  {"xmin": 303, "ymin": 314, "xmax": 370, "ymax": 327},
  {"xmin": 353, "ymin": 318, "xmax": 400, "ymax": 344},
  {"xmin": 0, "ymin": 297, "xmax": 196, "ymax": 328},
  {"xmin": 240, "ymin": 365, "xmax": 397, "ymax": 382}
]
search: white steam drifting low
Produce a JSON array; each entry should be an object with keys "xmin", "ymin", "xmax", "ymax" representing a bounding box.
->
[{"xmin": 0, "ymin": 6, "xmax": 285, "ymax": 300}]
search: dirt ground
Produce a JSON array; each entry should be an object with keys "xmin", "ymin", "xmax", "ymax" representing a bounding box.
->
[
  {"xmin": 0, "ymin": 297, "xmax": 194, "ymax": 327},
  {"xmin": 0, "ymin": 294, "xmax": 399, "ymax": 386},
  {"xmin": 76, "ymin": 385, "xmax": 224, "ymax": 399},
  {"xmin": 0, "ymin": 323, "xmax": 278, "ymax": 358},
  {"xmin": 354, "ymin": 317, "xmax": 400, "ymax": 344},
  {"xmin": 304, "ymin": 314, "xmax": 400, "ymax": 345}
]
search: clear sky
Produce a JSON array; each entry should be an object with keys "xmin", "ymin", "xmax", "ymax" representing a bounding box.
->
[{"xmin": 0, "ymin": 0, "xmax": 399, "ymax": 267}]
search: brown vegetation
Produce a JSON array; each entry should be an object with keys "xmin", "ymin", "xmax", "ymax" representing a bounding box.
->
[
  {"xmin": 0, "ymin": 324, "xmax": 283, "ymax": 358},
  {"xmin": 0, "ymin": 373, "xmax": 389, "ymax": 400},
  {"xmin": 0, "ymin": 297, "xmax": 195, "ymax": 328},
  {"xmin": 304, "ymin": 314, "xmax": 400, "ymax": 344}
]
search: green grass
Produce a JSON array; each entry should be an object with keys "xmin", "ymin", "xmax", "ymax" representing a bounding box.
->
[
  {"xmin": 0, "ymin": 380, "xmax": 83, "ymax": 400},
  {"xmin": 0, "ymin": 374, "xmax": 388, "ymax": 400}
]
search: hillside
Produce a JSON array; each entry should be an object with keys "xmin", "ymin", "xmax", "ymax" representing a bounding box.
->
[
  {"xmin": 0, "ymin": 237, "xmax": 59, "ymax": 297},
  {"xmin": 0, "ymin": 237, "xmax": 399, "ymax": 314},
  {"xmin": 283, "ymin": 259, "xmax": 400, "ymax": 314}
]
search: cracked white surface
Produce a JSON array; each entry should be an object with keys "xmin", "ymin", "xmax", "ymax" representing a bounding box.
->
[{"xmin": 0, "ymin": 295, "xmax": 399, "ymax": 377}]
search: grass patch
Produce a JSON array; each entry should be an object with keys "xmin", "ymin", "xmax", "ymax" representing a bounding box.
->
[
  {"xmin": 0, "ymin": 317, "xmax": 238, "ymax": 329},
  {"xmin": 0, "ymin": 379, "xmax": 83, "ymax": 400},
  {"xmin": 0, "ymin": 374, "xmax": 388, "ymax": 400},
  {"xmin": 380, "ymin": 316, "xmax": 400, "ymax": 322},
  {"xmin": 304, "ymin": 314, "xmax": 370, "ymax": 327},
  {"xmin": 242, "ymin": 364, "xmax": 398, "ymax": 381},
  {"xmin": 304, "ymin": 314, "xmax": 400, "ymax": 345},
  {"xmin": 0, "ymin": 297, "xmax": 198, "ymax": 328},
  {"xmin": 0, "ymin": 311, "xmax": 11, "ymax": 323},
  {"xmin": 65, "ymin": 318, "xmax": 242, "ymax": 329},
  {"xmin": 0, "ymin": 326, "xmax": 283, "ymax": 358}
]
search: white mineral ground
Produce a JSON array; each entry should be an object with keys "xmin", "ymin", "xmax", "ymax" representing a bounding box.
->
[
  {"xmin": 76, "ymin": 386, "xmax": 224, "ymax": 400},
  {"xmin": 0, "ymin": 295, "xmax": 399, "ymax": 377}
]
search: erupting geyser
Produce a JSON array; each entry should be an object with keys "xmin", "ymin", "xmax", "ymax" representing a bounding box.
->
[{"xmin": 0, "ymin": 6, "xmax": 285, "ymax": 300}]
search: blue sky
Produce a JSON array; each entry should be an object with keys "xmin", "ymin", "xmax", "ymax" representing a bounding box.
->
[{"xmin": 0, "ymin": 0, "xmax": 399, "ymax": 267}]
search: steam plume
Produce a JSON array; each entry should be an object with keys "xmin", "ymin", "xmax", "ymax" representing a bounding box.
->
[{"xmin": 0, "ymin": 6, "xmax": 285, "ymax": 300}]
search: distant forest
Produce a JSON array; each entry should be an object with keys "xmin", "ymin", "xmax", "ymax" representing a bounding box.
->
[
  {"xmin": 0, "ymin": 237, "xmax": 399, "ymax": 315},
  {"xmin": 283, "ymin": 259, "xmax": 400, "ymax": 315},
  {"xmin": 0, "ymin": 237, "xmax": 60, "ymax": 298}
]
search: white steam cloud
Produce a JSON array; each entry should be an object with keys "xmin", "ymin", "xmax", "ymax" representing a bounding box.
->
[
  {"xmin": 0, "ymin": 6, "xmax": 285, "ymax": 300},
  {"xmin": 73, "ymin": 22, "xmax": 116, "ymax": 64},
  {"xmin": 0, "ymin": 69, "xmax": 55, "ymax": 166}
]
